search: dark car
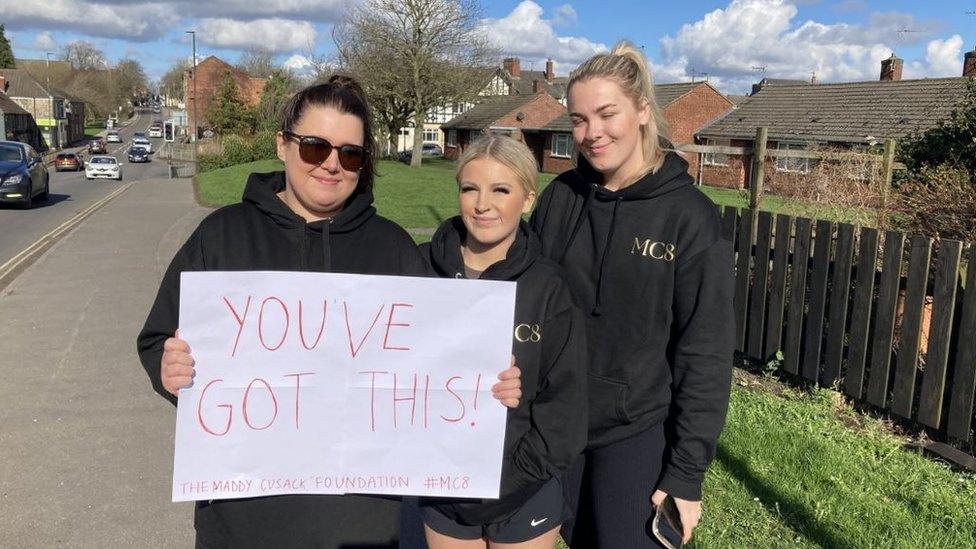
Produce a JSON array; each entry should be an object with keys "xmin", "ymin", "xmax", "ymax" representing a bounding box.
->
[
  {"xmin": 54, "ymin": 152, "xmax": 84, "ymax": 172},
  {"xmin": 0, "ymin": 140, "xmax": 50, "ymax": 208},
  {"xmin": 88, "ymin": 139, "xmax": 107, "ymax": 154},
  {"xmin": 398, "ymin": 142, "xmax": 444, "ymax": 163},
  {"xmin": 127, "ymin": 146, "xmax": 150, "ymax": 163}
]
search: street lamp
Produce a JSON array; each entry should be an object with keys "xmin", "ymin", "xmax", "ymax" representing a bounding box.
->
[{"xmin": 185, "ymin": 30, "xmax": 197, "ymax": 142}]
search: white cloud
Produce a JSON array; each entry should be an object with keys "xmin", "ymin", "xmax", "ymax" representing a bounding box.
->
[
  {"xmin": 32, "ymin": 32, "xmax": 57, "ymax": 52},
  {"xmin": 552, "ymin": 4, "xmax": 578, "ymax": 27},
  {"xmin": 654, "ymin": 0, "xmax": 961, "ymax": 93},
  {"xmin": 197, "ymin": 18, "xmax": 316, "ymax": 53},
  {"xmin": 283, "ymin": 54, "xmax": 315, "ymax": 71},
  {"xmin": 0, "ymin": 0, "xmax": 179, "ymax": 41},
  {"xmin": 176, "ymin": 0, "xmax": 354, "ymax": 23},
  {"xmin": 480, "ymin": 1, "xmax": 608, "ymax": 73}
]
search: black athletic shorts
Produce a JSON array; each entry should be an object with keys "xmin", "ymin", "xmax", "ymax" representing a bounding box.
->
[{"xmin": 421, "ymin": 477, "xmax": 566, "ymax": 543}]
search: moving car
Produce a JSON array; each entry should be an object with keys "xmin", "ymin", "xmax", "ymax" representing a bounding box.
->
[
  {"xmin": 54, "ymin": 152, "xmax": 84, "ymax": 172},
  {"xmin": 127, "ymin": 146, "xmax": 150, "ymax": 163},
  {"xmin": 106, "ymin": 131, "xmax": 121, "ymax": 143},
  {"xmin": 85, "ymin": 155, "xmax": 122, "ymax": 181},
  {"xmin": 132, "ymin": 136, "xmax": 152, "ymax": 154},
  {"xmin": 88, "ymin": 139, "xmax": 107, "ymax": 154},
  {"xmin": 0, "ymin": 140, "xmax": 50, "ymax": 208},
  {"xmin": 148, "ymin": 125, "xmax": 163, "ymax": 138}
]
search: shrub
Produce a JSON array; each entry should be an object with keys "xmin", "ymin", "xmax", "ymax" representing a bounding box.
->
[
  {"xmin": 221, "ymin": 134, "xmax": 253, "ymax": 166},
  {"xmin": 890, "ymin": 164, "xmax": 976, "ymax": 242},
  {"xmin": 251, "ymin": 130, "xmax": 278, "ymax": 161}
]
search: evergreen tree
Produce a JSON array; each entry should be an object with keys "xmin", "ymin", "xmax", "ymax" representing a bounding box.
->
[
  {"xmin": 0, "ymin": 25, "xmax": 16, "ymax": 69},
  {"xmin": 205, "ymin": 71, "xmax": 255, "ymax": 135}
]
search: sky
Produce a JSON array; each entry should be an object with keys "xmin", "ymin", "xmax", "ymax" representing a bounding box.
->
[{"xmin": 2, "ymin": 0, "xmax": 974, "ymax": 94}]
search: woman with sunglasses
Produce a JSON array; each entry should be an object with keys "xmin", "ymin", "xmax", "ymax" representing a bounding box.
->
[
  {"xmin": 529, "ymin": 42, "xmax": 734, "ymax": 547},
  {"xmin": 136, "ymin": 75, "xmax": 522, "ymax": 548}
]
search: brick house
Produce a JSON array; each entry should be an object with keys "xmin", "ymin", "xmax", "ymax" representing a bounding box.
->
[
  {"xmin": 185, "ymin": 56, "xmax": 266, "ymax": 137},
  {"xmin": 0, "ymin": 69, "xmax": 84, "ymax": 151},
  {"xmin": 696, "ymin": 49, "xmax": 976, "ymax": 190},
  {"xmin": 441, "ymin": 91, "xmax": 571, "ymax": 174},
  {"xmin": 393, "ymin": 56, "xmax": 568, "ymax": 155}
]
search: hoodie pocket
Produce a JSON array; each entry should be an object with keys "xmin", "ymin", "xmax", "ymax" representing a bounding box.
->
[{"xmin": 586, "ymin": 373, "xmax": 631, "ymax": 430}]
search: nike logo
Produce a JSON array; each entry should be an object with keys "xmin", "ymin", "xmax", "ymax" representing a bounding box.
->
[{"xmin": 530, "ymin": 518, "xmax": 548, "ymax": 527}]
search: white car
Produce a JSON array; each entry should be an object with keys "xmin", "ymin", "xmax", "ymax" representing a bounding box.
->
[
  {"xmin": 148, "ymin": 126, "xmax": 163, "ymax": 138},
  {"xmin": 106, "ymin": 131, "xmax": 121, "ymax": 143},
  {"xmin": 85, "ymin": 155, "xmax": 122, "ymax": 180},
  {"xmin": 132, "ymin": 137, "xmax": 152, "ymax": 154}
]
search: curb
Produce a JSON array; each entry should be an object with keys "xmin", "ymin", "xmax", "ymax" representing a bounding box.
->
[{"xmin": 0, "ymin": 182, "xmax": 134, "ymax": 292}]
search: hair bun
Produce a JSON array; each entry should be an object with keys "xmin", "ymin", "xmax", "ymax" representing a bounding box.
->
[{"xmin": 327, "ymin": 73, "xmax": 365, "ymax": 95}]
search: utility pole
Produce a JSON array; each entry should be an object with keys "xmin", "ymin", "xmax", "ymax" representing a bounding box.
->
[
  {"xmin": 44, "ymin": 51, "xmax": 53, "ymax": 90},
  {"xmin": 185, "ymin": 30, "xmax": 197, "ymax": 142}
]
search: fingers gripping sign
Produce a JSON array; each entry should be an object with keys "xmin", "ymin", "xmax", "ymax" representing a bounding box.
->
[{"xmin": 161, "ymin": 329, "xmax": 195, "ymax": 397}]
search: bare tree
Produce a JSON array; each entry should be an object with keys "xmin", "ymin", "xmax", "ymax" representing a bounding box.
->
[
  {"xmin": 160, "ymin": 58, "xmax": 191, "ymax": 103},
  {"xmin": 237, "ymin": 48, "xmax": 277, "ymax": 79},
  {"xmin": 61, "ymin": 41, "xmax": 108, "ymax": 70},
  {"xmin": 335, "ymin": 0, "xmax": 497, "ymax": 166}
]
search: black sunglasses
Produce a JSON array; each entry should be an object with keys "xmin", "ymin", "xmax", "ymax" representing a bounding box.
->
[{"xmin": 282, "ymin": 131, "xmax": 366, "ymax": 171}]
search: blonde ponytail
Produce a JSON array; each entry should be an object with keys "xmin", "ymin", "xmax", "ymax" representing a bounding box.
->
[{"xmin": 568, "ymin": 40, "xmax": 670, "ymax": 174}]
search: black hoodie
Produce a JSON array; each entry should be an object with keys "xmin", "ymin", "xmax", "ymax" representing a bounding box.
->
[
  {"xmin": 419, "ymin": 218, "xmax": 587, "ymax": 525},
  {"xmin": 529, "ymin": 152, "xmax": 734, "ymax": 501},
  {"xmin": 136, "ymin": 171, "xmax": 428, "ymax": 548}
]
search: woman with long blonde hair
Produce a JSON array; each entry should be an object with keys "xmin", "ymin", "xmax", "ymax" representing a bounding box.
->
[{"xmin": 530, "ymin": 42, "xmax": 735, "ymax": 547}]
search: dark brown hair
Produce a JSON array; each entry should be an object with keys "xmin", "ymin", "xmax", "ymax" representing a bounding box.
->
[{"xmin": 280, "ymin": 74, "xmax": 376, "ymax": 192}]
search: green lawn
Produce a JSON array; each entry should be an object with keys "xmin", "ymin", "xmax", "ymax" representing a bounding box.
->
[
  {"xmin": 195, "ymin": 159, "xmax": 975, "ymax": 547},
  {"xmin": 84, "ymin": 121, "xmax": 107, "ymax": 138}
]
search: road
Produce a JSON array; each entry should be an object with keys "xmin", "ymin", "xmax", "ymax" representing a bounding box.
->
[{"xmin": 0, "ymin": 109, "xmax": 172, "ymax": 268}]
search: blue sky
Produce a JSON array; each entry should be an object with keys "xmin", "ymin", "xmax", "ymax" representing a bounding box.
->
[{"xmin": 2, "ymin": 0, "xmax": 974, "ymax": 93}]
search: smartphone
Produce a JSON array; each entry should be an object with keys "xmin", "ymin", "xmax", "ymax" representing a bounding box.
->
[{"xmin": 652, "ymin": 495, "xmax": 684, "ymax": 549}]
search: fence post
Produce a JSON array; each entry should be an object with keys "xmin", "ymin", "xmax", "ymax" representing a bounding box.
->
[
  {"xmin": 880, "ymin": 138, "xmax": 896, "ymax": 208},
  {"xmin": 750, "ymin": 127, "xmax": 768, "ymax": 211}
]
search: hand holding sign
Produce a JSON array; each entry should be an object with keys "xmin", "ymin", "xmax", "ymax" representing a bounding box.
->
[
  {"xmin": 173, "ymin": 271, "xmax": 516, "ymax": 502},
  {"xmin": 161, "ymin": 331, "xmax": 194, "ymax": 397}
]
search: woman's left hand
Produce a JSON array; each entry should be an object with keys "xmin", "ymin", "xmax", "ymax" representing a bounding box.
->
[
  {"xmin": 651, "ymin": 489, "xmax": 701, "ymax": 544},
  {"xmin": 491, "ymin": 356, "xmax": 522, "ymax": 408}
]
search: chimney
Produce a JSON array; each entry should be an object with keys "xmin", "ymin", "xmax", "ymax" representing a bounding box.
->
[
  {"xmin": 546, "ymin": 58, "xmax": 554, "ymax": 83},
  {"xmin": 503, "ymin": 57, "xmax": 521, "ymax": 79},
  {"xmin": 533, "ymin": 79, "xmax": 545, "ymax": 94},
  {"xmin": 880, "ymin": 53, "xmax": 903, "ymax": 82},
  {"xmin": 965, "ymin": 46, "xmax": 976, "ymax": 78}
]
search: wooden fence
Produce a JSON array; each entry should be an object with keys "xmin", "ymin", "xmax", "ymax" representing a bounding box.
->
[{"xmin": 725, "ymin": 206, "xmax": 976, "ymax": 445}]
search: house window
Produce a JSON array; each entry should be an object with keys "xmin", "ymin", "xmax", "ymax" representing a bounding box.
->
[
  {"xmin": 703, "ymin": 138, "xmax": 730, "ymax": 166},
  {"xmin": 551, "ymin": 133, "xmax": 572, "ymax": 158},
  {"xmin": 774, "ymin": 142, "xmax": 810, "ymax": 173},
  {"xmin": 446, "ymin": 129, "xmax": 457, "ymax": 147},
  {"xmin": 423, "ymin": 128, "xmax": 440, "ymax": 143}
]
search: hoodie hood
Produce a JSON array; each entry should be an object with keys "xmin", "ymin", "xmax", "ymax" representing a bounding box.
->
[
  {"xmin": 575, "ymin": 150, "xmax": 694, "ymax": 201},
  {"xmin": 241, "ymin": 171, "xmax": 376, "ymax": 234},
  {"xmin": 427, "ymin": 216, "xmax": 540, "ymax": 281}
]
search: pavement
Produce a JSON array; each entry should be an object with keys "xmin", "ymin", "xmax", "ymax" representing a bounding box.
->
[{"xmin": 0, "ymin": 175, "xmax": 210, "ymax": 547}]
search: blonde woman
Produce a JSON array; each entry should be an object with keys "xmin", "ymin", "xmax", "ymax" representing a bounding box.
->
[
  {"xmin": 530, "ymin": 42, "xmax": 734, "ymax": 547},
  {"xmin": 418, "ymin": 135, "xmax": 587, "ymax": 548}
]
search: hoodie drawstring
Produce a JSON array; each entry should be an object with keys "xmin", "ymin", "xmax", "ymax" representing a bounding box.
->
[
  {"xmin": 321, "ymin": 220, "xmax": 332, "ymax": 271},
  {"xmin": 556, "ymin": 184, "xmax": 597, "ymax": 264},
  {"xmin": 592, "ymin": 197, "xmax": 622, "ymax": 316}
]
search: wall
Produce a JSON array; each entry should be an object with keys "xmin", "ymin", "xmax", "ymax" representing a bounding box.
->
[{"xmin": 663, "ymin": 84, "xmax": 733, "ymax": 177}]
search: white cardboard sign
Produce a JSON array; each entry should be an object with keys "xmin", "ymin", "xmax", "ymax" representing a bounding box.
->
[{"xmin": 172, "ymin": 271, "xmax": 515, "ymax": 502}]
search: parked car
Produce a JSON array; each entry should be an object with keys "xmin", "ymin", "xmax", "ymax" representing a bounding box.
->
[
  {"xmin": 85, "ymin": 155, "xmax": 122, "ymax": 181},
  {"xmin": 106, "ymin": 131, "xmax": 121, "ymax": 143},
  {"xmin": 398, "ymin": 142, "xmax": 444, "ymax": 163},
  {"xmin": 148, "ymin": 126, "xmax": 163, "ymax": 138},
  {"xmin": 0, "ymin": 140, "xmax": 49, "ymax": 208},
  {"xmin": 88, "ymin": 139, "xmax": 107, "ymax": 154},
  {"xmin": 54, "ymin": 152, "xmax": 84, "ymax": 172},
  {"xmin": 127, "ymin": 146, "xmax": 150, "ymax": 163},
  {"xmin": 132, "ymin": 136, "xmax": 152, "ymax": 154}
]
